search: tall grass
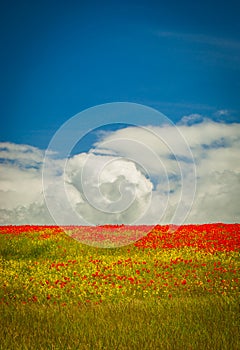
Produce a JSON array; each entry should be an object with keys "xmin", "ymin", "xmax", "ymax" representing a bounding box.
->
[
  {"xmin": 0, "ymin": 225, "xmax": 239, "ymax": 349},
  {"xmin": 1, "ymin": 296, "xmax": 239, "ymax": 350}
]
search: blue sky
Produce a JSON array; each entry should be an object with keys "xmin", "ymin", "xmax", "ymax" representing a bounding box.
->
[
  {"xmin": 1, "ymin": 0, "xmax": 240, "ymax": 149},
  {"xmin": 0, "ymin": 0, "xmax": 240, "ymax": 226}
]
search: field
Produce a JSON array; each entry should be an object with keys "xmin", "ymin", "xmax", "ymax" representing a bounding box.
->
[{"xmin": 0, "ymin": 224, "xmax": 239, "ymax": 349}]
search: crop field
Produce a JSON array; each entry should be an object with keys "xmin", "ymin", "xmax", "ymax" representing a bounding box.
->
[{"xmin": 0, "ymin": 224, "xmax": 239, "ymax": 349}]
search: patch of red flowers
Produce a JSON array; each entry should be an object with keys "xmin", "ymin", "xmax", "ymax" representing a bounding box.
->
[
  {"xmin": 134, "ymin": 223, "xmax": 240, "ymax": 253},
  {"xmin": 0, "ymin": 225, "xmax": 64, "ymax": 236},
  {"xmin": 0, "ymin": 223, "xmax": 239, "ymax": 253}
]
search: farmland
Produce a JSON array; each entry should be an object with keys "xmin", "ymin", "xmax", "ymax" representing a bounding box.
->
[{"xmin": 0, "ymin": 224, "xmax": 239, "ymax": 349}]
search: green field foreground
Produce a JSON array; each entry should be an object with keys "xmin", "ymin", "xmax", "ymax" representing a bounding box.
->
[
  {"xmin": 1, "ymin": 296, "xmax": 239, "ymax": 350},
  {"xmin": 0, "ymin": 225, "xmax": 239, "ymax": 349}
]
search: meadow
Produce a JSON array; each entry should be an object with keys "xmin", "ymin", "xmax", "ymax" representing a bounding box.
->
[{"xmin": 0, "ymin": 224, "xmax": 239, "ymax": 349}]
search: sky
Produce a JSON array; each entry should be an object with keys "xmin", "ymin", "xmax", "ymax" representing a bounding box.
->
[{"xmin": 0, "ymin": 0, "xmax": 240, "ymax": 225}]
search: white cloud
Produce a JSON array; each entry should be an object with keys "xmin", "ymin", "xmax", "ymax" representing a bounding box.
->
[
  {"xmin": 177, "ymin": 113, "xmax": 205, "ymax": 126},
  {"xmin": 156, "ymin": 31, "xmax": 240, "ymax": 51},
  {"xmin": 190, "ymin": 171, "xmax": 240, "ymax": 223},
  {"xmin": 0, "ymin": 142, "xmax": 44, "ymax": 166},
  {"xmin": 156, "ymin": 32, "xmax": 240, "ymax": 69},
  {"xmin": 0, "ymin": 117, "xmax": 240, "ymax": 225},
  {"xmin": 62, "ymin": 154, "xmax": 153, "ymax": 225}
]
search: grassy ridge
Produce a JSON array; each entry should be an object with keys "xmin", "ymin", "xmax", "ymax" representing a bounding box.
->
[
  {"xmin": 0, "ymin": 225, "xmax": 239, "ymax": 349},
  {"xmin": 1, "ymin": 296, "xmax": 239, "ymax": 350}
]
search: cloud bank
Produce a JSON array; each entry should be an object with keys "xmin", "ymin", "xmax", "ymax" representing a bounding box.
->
[{"xmin": 0, "ymin": 117, "xmax": 240, "ymax": 225}]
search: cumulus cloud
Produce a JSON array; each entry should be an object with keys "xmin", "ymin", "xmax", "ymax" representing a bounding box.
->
[
  {"xmin": 177, "ymin": 114, "xmax": 205, "ymax": 126},
  {"xmin": 44, "ymin": 153, "xmax": 153, "ymax": 225},
  {"xmin": 0, "ymin": 118, "xmax": 240, "ymax": 225}
]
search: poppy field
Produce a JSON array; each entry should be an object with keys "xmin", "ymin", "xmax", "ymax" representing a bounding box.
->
[{"xmin": 0, "ymin": 224, "xmax": 239, "ymax": 349}]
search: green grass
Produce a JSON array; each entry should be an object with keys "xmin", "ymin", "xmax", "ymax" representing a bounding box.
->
[
  {"xmin": 1, "ymin": 296, "xmax": 239, "ymax": 350},
  {"xmin": 0, "ymin": 226, "xmax": 239, "ymax": 349}
]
